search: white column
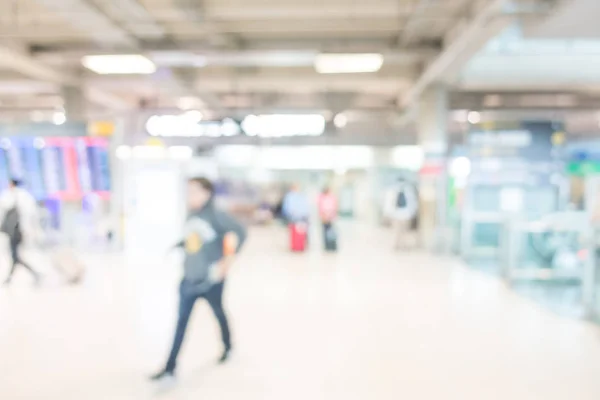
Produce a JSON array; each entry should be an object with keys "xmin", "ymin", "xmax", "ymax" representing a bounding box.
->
[
  {"xmin": 417, "ymin": 85, "xmax": 448, "ymax": 251},
  {"xmin": 109, "ymin": 116, "xmax": 128, "ymax": 250}
]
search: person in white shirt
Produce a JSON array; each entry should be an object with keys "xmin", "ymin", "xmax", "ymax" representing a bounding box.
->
[
  {"xmin": 1, "ymin": 179, "xmax": 40, "ymax": 285},
  {"xmin": 384, "ymin": 178, "xmax": 419, "ymax": 250}
]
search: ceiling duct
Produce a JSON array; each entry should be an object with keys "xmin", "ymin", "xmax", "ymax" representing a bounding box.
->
[
  {"xmin": 91, "ymin": 0, "xmax": 166, "ymax": 39},
  {"xmin": 31, "ymin": 0, "xmax": 136, "ymax": 46}
]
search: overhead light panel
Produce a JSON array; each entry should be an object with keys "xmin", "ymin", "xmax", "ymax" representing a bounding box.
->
[
  {"xmin": 52, "ymin": 111, "xmax": 66, "ymax": 126},
  {"xmin": 82, "ymin": 54, "xmax": 156, "ymax": 75},
  {"xmin": 315, "ymin": 53, "xmax": 383, "ymax": 74},
  {"xmin": 241, "ymin": 114, "xmax": 325, "ymax": 137},
  {"xmin": 333, "ymin": 113, "xmax": 348, "ymax": 128},
  {"xmin": 467, "ymin": 111, "xmax": 481, "ymax": 124}
]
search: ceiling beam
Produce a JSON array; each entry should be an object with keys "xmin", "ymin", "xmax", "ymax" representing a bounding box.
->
[
  {"xmin": 0, "ymin": 43, "xmax": 134, "ymax": 110},
  {"xmin": 400, "ymin": 0, "xmax": 517, "ymax": 108},
  {"xmin": 31, "ymin": 38, "xmax": 439, "ymax": 54},
  {"xmin": 31, "ymin": 0, "xmax": 136, "ymax": 46},
  {"xmin": 401, "ymin": 0, "xmax": 565, "ymax": 108},
  {"xmin": 399, "ymin": 0, "xmax": 440, "ymax": 47}
]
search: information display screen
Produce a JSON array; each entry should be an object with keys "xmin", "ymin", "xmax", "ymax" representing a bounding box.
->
[
  {"xmin": 84, "ymin": 137, "xmax": 111, "ymax": 198},
  {"xmin": 43, "ymin": 138, "xmax": 68, "ymax": 198},
  {"xmin": 75, "ymin": 138, "xmax": 93, "ymax": 193},
  {"xmin": 0, "ymin": 136, "xmax": 111, "ymax": 200},
  {"xmin": 18, "ymin": 138, "xmax": 45, "ymax": 200}
]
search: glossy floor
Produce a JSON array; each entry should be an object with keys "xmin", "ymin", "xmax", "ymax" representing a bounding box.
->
[{"xmin": 1, "ymin": 224, "xmax": 600, "ymax": 399}]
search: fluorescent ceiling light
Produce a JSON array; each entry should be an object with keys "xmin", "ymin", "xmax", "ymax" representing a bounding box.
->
[
  {"xmin": 241, "ymin": 114, "xmax": 325, "ymax": 137},
  {"xmin": 333, "ymin": 113, "xmax": 348, "ymax": 128},
  {"xmin": 52, "ymin": 111, "xmax": 66, "ymax": 125},
  {"xmin": 315, "ymin": 53, "xmax": 383, "ymax": 74},
  {"xmin": 467, "ymin": 111, "xmax": 481, "ymax": 124},
  {"xmin": 82, "ymin": 54, "xmax": 156, "ymax": 75}
]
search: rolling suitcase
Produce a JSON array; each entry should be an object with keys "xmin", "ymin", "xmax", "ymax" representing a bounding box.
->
[
  {"xmin": 52, "ymin": 247, "xmax": 85, "ymax": 284},
  {"xmin": 324, "ymin": 224, "xmax": 338, "ymax": 252},
  {"xmin": 289, "ymin": 222, "xmax": 307, "ymax": 252}
]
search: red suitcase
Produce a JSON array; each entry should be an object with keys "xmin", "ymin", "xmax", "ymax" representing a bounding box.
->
[{"xmin": 289, "ymin": 222, "xmax": 307, "ymax": 252}]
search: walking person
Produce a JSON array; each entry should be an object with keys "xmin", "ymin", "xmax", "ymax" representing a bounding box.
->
[
  {"xmin": 1, "ymin": 179, "xmax": 41, "ymax": 285},
  {"xmin": 318, "ymin": 187, "xmax": 338, "ymax": 251},
  {"xmin": 384, "ymin": 178, "xmax": 419, "ymax": 251},
  {"xmin": 282, "ymin": 184, "xmax": 310, "ymax": 252},
  {"xmin": 151, "ymin": 177, "xmax": 247, "ymax": 382},
  {"xmin": 282, "ymin": 184, "xmax": 310, "ymax": 224}
]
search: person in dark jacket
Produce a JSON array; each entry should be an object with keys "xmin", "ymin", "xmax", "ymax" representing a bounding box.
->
[
  {"xmin": 151, "ymin": 177, "xmax": 247, "ymax": 381},
  {"xmin": 1, "ymin": 179, "xmax": 41, "ymax": 285}
]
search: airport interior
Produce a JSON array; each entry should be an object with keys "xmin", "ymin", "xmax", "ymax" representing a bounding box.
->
[{"xmin": 2, "ymin": 0, "xmax": 600, "ymax": 398}]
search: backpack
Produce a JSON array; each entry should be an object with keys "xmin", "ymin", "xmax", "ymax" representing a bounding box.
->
[
  {"xmin": 1, "ymin": 206, "xmax": 21, "ymax": 240},
  {"xmin": 396, "ymin": 189, "xmax": 407, "ymax": 209}
]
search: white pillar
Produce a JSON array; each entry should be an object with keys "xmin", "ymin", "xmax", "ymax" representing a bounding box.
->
[
  {"xmin": 417, "ymin": 85, "xmax": 448, "ymax": 251},
  {"xmin": 109, "ymin": 116, "xmax": 128, "ymax": 250}
]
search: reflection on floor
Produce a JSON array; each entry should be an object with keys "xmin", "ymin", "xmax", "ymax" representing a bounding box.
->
[{"xmin": 1, "ymin": 223, "xmax": 600, "ymax": 400}]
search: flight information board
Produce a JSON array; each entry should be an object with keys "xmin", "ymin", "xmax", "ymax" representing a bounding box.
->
[
  {"xmin": 2, "ymin": 136, "xmax": 111, "ymax": 200},
  {"xmin": 84, "ymin": 137, "xmax": 111, "ymax": 198}
]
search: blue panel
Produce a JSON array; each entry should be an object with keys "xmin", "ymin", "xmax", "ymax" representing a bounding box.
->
[{"xmin": 16, "ymin": 137, "xmax": 45, "ymax": 199}]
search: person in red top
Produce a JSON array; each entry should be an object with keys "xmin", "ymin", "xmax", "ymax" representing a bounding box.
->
[{"xmin": 318, "ymin": 187, "xmax": 338, "ymax": 251}]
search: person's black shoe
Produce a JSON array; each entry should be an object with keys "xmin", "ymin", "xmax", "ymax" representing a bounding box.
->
[
  {"xmin": 218, "ymin": 348, "xmax": 232, "ymax": 364},
  {"xmin": 149, "ymin": 369, "xmax": 175, "ymax": 382}
]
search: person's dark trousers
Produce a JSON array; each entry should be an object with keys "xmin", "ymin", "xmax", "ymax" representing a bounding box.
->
[
  {"xmin": 165, "ymin": 281, "xmax": 231, "ymax": 373},
  {"xmin": 5, "ymin": 237, "xmax": 39, "ymax": 283}
]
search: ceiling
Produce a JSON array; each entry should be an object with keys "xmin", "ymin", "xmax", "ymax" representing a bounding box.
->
[{"xmin": 0, "ymin": 0, "xmax": 599, "ymax": 138}]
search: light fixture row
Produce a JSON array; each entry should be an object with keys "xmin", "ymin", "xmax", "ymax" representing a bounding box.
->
[{"xmin": 81, "ymin": 53, "xmax": 385, "ymax": 75}]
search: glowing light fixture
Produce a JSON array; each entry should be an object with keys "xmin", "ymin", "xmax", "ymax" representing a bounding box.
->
[
  {"xmin": 52, "ymin": 111, "xmax": 66, "ymax": 125},
  {"xmin": 315, "ymin": 53, "xmax": 383, "ymax": 74},
  {"xmin": 241, "ymin": 114, "xmax": 325, "ymax": 137},
  {"xmin": 82, "ymin": 54, "xmax": 156, "ymax": 75},
  {"xmin": 334, "ymin": 113, "xmax": 348, "ymax": 128},
  {"xmin": 450, "ymin": 156, "xmax": 471, "ymax": 178},
  {"xmin": 467, "ymin": 111, "xmax": 481, "ymax": 124},
  {"xmin": 146, "ymin": 114, "xmax": 240, "ymax": 137}
]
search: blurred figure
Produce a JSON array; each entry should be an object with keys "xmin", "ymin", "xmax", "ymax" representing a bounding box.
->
[
  {"xmin": 282, "ymin": 184, "xmax": 310, "ymax": 223},
  {"xmin": 151, "ymin": 177, "xmax": 247, "ymax": 382},
  {"xmin": 318, "ymin": 187, "xmax": 338, "ymax": 251},
  {"xmin": 1, "ymin": 179, "xmax": 40, "ymax": 285},
  {"xmin": 283, "ymin": 184, "xmax": 310, "ymax": 252},
  {"xmin": 384, "ymin": 178, "xmax": 419, "ymax": 250}
]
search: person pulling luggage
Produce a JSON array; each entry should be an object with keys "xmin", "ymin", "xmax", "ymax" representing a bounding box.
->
[
  {"xmin": 1, "ymin": 179, "xmax": 41, "ymax": 285},
  {"xmin": 318, "ymin": 186, "xmax": 338, "ymax": 252},
  {"xmin": 282, "ymin": 184, "xmax": 310, "ymax": 251}
]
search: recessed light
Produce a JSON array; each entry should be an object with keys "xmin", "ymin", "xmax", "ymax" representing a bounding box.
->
[
  {"xmin": 467, "ymin": 111, "xmax": 481, "ymax": 124},
  {"xmin": 82, "ymin": 54, "xmax": 156, "ymax": 75},
  {"xmin": 315, "ymin": 53, "xmax": 383, "ymax": 74}
]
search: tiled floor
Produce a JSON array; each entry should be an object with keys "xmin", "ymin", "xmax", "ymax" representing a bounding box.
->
[{"xmin": 1, "ymin": 223, "xmax": 600, "ymax": 399}]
